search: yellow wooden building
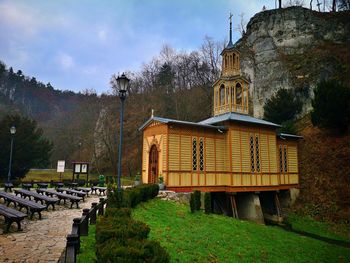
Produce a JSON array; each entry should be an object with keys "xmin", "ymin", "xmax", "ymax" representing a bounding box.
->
[{"xmin": 139, "ymin": 18, "xmax": 300, "ymax": 217}]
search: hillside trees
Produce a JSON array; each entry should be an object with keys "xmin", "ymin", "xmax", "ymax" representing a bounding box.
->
[
  {"xmin": 0, "ymin": 115, "xmax": 53, "ymax": 181},
  {"xmin": 263, "ymin": 88, "xmax": 303, "ymax": 133},
  {"xmin": 311, "ymin": 80, "xmax": 350, "ymax": 133}
]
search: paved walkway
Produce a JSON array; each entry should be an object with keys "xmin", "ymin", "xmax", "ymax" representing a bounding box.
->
[{"xmin": 0, "ymin": 193, "xmax": 100, "ymax": 263}]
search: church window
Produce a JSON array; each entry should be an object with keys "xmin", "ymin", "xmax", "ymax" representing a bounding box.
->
[
  {"xmin": 220, "ymin": 84, "xmax": 225, "ymax": 106},
  {"xmin": 236, "ymin": 83, "xmax": 242, "ymax": 105},
  {"xmin": 232, "ymin": 54, "xmax": 235, "ymax": 68},
  {"xmin": 199, "ymin": 138, "xmax": 204, "ymax": 171},
  {"xmin": 279, "ymin": 145, "xmax": 288, "ymax": 173},
  {"xmin": 250, "ymin": 135, "xmax": 255, "ymax": 172},
  {"xmin": 255, "ymin": 135, "xmax": 260, "ymax": 172},
  {"xmin": 279, "ymin": 146, "xmax": 283, "ymax": 173},
  {"xmin": 192, "ymin": 138, "xmax": 197, "ymax": 171},
  {"xmin": 283, "ymin": 146, "xmax": 288, "ymax": 173},
  {"xmin": 225, "ymin": 55, "xmax": 228, "ymax": 68}
]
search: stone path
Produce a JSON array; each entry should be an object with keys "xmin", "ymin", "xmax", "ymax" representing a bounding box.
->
[{"xmin": 0, "ymin": 193, "xmax": 100, "ymax": 263}]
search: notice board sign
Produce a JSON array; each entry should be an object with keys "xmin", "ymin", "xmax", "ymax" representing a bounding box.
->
[{"xmin": 57, "ymin": 160, "xmax": 65, "ymax": 173}]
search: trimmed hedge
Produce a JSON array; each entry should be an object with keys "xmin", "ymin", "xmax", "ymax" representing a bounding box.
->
[
  {"xmin": 204, "ymin": 192, "xmax": 212, "ymax": 214},
  {"xmin": 97, "ymin": 184, "xmax": 169, "ymax": 262}
]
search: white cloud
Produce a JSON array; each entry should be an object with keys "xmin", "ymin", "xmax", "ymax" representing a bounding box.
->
[
  {"xmin": 56, "ymin": 53, "xmax": 74, "ymax": 70},
  {"xmin": 98, "ymin": 29, "xmax": 107, "ymax": 42}
]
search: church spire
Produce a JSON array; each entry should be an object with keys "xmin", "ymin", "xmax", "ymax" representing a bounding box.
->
[{"xmin": 227, "ymin": 12, "xmax": 234, "ymax": 48}]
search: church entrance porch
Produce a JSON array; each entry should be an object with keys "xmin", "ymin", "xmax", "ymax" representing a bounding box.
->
[{"xmin": 148, "ymin": 145, "xmax": 159, "ymax": 184}]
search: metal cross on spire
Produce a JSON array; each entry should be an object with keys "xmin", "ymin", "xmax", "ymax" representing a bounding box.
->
[{"xmin": 228, "ymin": 12, "xmax": 233, "ymax": 47}]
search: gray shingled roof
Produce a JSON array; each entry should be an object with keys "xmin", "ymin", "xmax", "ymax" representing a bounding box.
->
[
  {"xmin": 199, "ymin": 112, "xmax": 281, "ymax": 128},
  {"xmin": 278, "ymin": 133, "xmax": 303, "ymax": 139},
  {"xmin": 138, "ymin": 116, "xmax": 228, "ymax": 131}
]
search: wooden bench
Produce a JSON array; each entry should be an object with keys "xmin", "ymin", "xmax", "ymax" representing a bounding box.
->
[
  {"xmin": 91, "ymin": 186, "xmax": 107, "ymax": 195},
  {"xmin": 75, "ymin": 187, "xmax": 91, "ymax": 196},
  {"xmin": 14, "ymin": 189, "xmax": 59, "ymax": 210},
  {"xmin": 0, "ymin": 191, "xmax": 46, "ymax": 219},
  {"xmin": 4, "ymin": 183, "xmax": 14, "ymax": 192},
  {"xmin": 57, "ymin": 188, "xmax": 87, "ymax": 201},
  {"xmin": 37, "ymin": 183, "xmax": 49, "ymax": 189},
  {"xmin": 0, "ymin": 204, "xmax": 27, "ymax": 232},
  {"xmin": 36, "ymin": 189, "xmax": 82, "ymax": 208}
]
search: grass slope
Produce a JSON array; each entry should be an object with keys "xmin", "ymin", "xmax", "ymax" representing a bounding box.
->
[
  {"xmin": 77, "ymin": 225, "xmax": 97, "ymax": 263},
  {"xmin": 133, "ymin": 199, "xmax": 350, "ymax": 263}
]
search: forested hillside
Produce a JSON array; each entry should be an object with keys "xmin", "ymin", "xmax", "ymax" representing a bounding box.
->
[{"xmin": 0, "ymin": 37, "xmax": 223, "ymax": 175}]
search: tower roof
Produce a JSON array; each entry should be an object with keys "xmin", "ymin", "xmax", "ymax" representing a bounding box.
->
[{"xmin": 221, "ymin": 12, "xmax": 238, "ymax": 54}]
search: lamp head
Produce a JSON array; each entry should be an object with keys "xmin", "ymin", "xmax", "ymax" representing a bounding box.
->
[
  {"xmin": 10, "ymin": 126, "xmax": 16, "ymax": 135},
  {"xmin": 116, "ymin": 73, "xmax": 130, "ymax": 93}
]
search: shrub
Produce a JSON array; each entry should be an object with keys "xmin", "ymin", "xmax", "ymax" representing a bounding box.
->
[
  {"xmin": 107, "ymin": 187, "xmax": 124, "ymax": 208},
  {"xmin": 194, "ymin": 190, "xmax": 201, "ymax": 211},
  {"xmin": 96, "ymin": 183, "xmax": 168, "ymax": 262},
  {"xmin": 204, "ymin": 192, "xmax": 212, "ymax": 214},
  {"xmin": 104, "ymin": 208, "xmax": 131, "ymax": 218},
  {"xmin": 311, "ymin": 80, "xmax": 350, "ymax": 133},
  {"xmin": 96, "ymin": 238, "xmax": 169, "ymax": 263},
  {"xmin": 96, "ymin": 216, "xmax": 150, "ymax": 245},
  {"xmin": 190, "ymin": 193, "xmax": 196, "ymax": 213}
]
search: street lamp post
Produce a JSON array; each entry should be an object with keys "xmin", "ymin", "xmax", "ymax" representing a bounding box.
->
[
  {"xmin": 115, "ymin": 73, "xmax": 130, "ymax": 190},
  {"xmin": 7, "ymin": 126, "xmax": 16, "ymax": 183}
]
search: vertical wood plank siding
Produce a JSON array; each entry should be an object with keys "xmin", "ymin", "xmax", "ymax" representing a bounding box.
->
[{"xmin": 143, "ymin": 121, "xmax": 299, "ymax": 190}]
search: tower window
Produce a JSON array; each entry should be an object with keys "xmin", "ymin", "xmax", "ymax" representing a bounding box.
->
[
  {"xmin": 236, "ymin": 83, "xmax": 242, "ymax": 105},
  {"xmin": 220, "ymin": 84, "xmax": 225, "ymax": 106}
]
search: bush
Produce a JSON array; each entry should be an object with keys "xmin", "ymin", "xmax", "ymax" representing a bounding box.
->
[
  {"xmin": 190, "ymin": 193, "xmax": 196, "ymax": 213},
  {"xmin": 311, "ymin": 80, "xmax": 350, "ymax": 133},
  {"xmin": 190, "ymin": 190, "xmax": 201, "ymax": 212},
  {"xmin": 96, "ymin": 183, "xmax": 169, "ymax": 262},
  {"xmin": 263, "ymin": 88, "xmax": 302, "ymax": 124},
  {"xmin": 96, "ymin": 217, "xmax": 150, "ymax": 245},
  {"xmin": 107, "ymin": 184, "xmax": 159, "ymax": 209},
  {"xmin": 106, "ymin": 185, "xmax": 124, "ymax": 208},
  {"xmin": 204, "ymin": 192, "xmax": 212, "ymax": 214},
  {"xmin": 96, "ymin": 238, "xmax": 169, "ymax": 263},
  {"xmin": 194, "ymin": 190, "xmax": 201, "ymax": 211}
]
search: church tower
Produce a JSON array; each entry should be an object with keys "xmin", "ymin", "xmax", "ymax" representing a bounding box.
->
[{"xmin": 213, "ymin": 14, "xmax": 250, "ymax": 116}]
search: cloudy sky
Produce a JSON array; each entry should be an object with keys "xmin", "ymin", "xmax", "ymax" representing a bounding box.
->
[{"xmin": 0, "ymin": 0, "xmax": 277, "ymax": 93}]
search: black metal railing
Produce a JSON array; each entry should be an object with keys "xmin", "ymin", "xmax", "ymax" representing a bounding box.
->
[{"xmin": 64, "ymin": 197, "xmax": 106, "ymax": 263}]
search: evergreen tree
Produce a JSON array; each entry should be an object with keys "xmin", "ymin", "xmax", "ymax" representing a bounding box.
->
[
  {"xmin": 263, "ymin": 88, "xmax": 302, "ymax": 124},
  {"xmin": 311, "ymin": 80, "xmax": 350, "ymax": 133},
  {"xmin": 0, "ymin": 114, "xmax": 53, "ymax": 181}
]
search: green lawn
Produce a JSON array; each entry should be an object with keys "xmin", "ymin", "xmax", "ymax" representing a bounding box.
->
[
  {"xmin": 133, "ymin": 199, "xmax": 350, "ymax": 263},
  {"xmin": 285, "ymin": 213, "xmax": 350, "ymax": 242},
  {"xmin": 77, "ymin": 225, "xmax": 97, "ymax": 263},
  {"xmin": 22, "ymin": 169, "xmax": 134, "ymax": 185}
]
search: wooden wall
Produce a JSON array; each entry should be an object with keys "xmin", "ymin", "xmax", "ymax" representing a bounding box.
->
[{"xmin": 142, "ymin": 121, "xmax": 299, "ymax": 191}]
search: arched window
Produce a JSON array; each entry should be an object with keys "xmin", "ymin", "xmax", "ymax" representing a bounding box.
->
[
  {"xmin": 236, "ymin": 83, "xmax": 242, "ymax": 105},
  {"xmin": 224, "ymin": 55, "xmax": 228, "ymax": 68},
  {"xmin": 232, "ymin": 54, "xmax": 235, "ymax": 68},
  {"xmin": 220, "ymin": 84, "xmax": 225, "ymax": 106}
]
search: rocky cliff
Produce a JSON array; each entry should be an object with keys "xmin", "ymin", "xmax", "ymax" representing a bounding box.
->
[{"xmin": 236, "ymin": 7, "xmax": 350, "ymax": 118}]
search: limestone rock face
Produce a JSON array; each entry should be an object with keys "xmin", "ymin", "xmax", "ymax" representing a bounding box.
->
[{"xmin": 235, "ymin": 7, "xmax": 350, "ymax": 118}]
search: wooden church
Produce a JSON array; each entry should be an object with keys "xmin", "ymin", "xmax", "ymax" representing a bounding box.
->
[{"xmin": 139, "ymin": 16, "xmax": 300, "ymax": 221}]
